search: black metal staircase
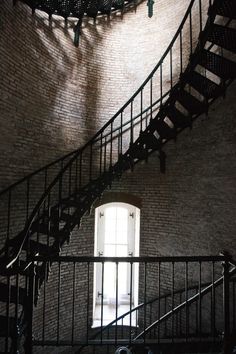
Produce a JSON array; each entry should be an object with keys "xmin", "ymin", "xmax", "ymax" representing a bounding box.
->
[{"xmin": 0, "ymin": 0, "xmax": 236, "ymax": 352}]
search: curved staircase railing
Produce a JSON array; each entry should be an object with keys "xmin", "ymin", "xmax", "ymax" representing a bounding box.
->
[{"xmin": 0, "ymin": 0, "xmax": 236, "ymax": 352}]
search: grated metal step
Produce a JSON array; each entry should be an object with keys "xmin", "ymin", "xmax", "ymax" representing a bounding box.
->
[
  {"xmin": 207, "ymin": 24, "xmax": 236, "ymax": 53},
  {"xmin": 198, "ymin": 49, "xmax": 236, "ymax": 80},
  {"xmin": 184, "ymin": 71, "xmax": 223, "ymax": 99}
]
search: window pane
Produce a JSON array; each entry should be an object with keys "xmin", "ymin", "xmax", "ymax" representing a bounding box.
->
[
  {"xmin": 104, "ymin": 263, "xmax": 115, "ymax": 299},
  {"xmin": 116, "ymin": 244, "xmax": 128, "ymax": 257},
  {"xmin": 105, "ymin": 209, "xmax": 116, "ymax": 243},
  {"xmin": 118, "ymin": 263, "xmax": 128, "ymax": 296},
  {"xmin": 104, "ymin": 244, "xmax": 116, "ymax": 256}
]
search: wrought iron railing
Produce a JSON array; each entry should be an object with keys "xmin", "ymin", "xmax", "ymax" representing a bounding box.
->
[{"xmin": 25, "ymin": 254, "xmax": 235, "ymax": 353}]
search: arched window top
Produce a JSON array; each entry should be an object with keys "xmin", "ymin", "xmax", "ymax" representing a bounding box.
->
[{"xmin": 95, "ymin": 192, "xmax": 142, "ymax": 209}]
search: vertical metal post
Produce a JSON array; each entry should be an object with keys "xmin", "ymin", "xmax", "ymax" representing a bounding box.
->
[
  {"xmin": 140, "ymin": 89, "xmax": 143, "ymax": 131},
  {"xmin": 198, "ymin": 261, "xmax": 202, "ymax": 338},
  {"xmin": 110, "ymin": 122, "xmax": 113, "ymax": 168},
  {"xmin": 211, "ymin": 261, "xmax": 216, "ymax": 339},
  {"xmin": 185, "ymin": 261, "xmax": 189, "ymax": 342},
  {"xmin": 115, "ymin": 262, "xmax": 118, "ymax": 345},
  {"xmin": 87, "ymin": 262, "xmax": 90, "ymax": 344},
  {"xmin": 199, "ymin": 0, "xmax": 202, "ymax": 33},
  {"xmin": 170, "ymin": 48, "xmax": 173, "ymax": 89},
  {"xmin": 160, "ymin": 64, "xmax": 163, "ymax": 106},
  {"xmin": 79, "ymin": 152, "xmax": 82, "ymax": 189},
  {"xmin": 129, "ymin": 261, "xmax": 133, "ymax": 344},
  {"xmin": 89, "ymin": 144, "xmax": 93, "ymax": 182},
  {"xmin": 130, "ymin": 101, "xmax": 134, "ymax": 145},
  {"xmin": 158, "ymin": 262, "xmax": 161, "ymax": 343},
  {"xmin": 69, "ymin": 164, "xmax": 72, "ymax": 197},
  {"xmin": 180, "ymin": 30, "xmax": 183, "ymax": 74},
  {"xmin": 223, "ymin": 259, "xmax": 230, "ymax": 354},
  {"xmin": 150, "ymin": 78, "xmax": 153, "ymax": 120},
  {"xmin": 75, "ymin": 156, "xmax": 78, "ymax": 193},
  {"xmin": 120, "ymin": 112, "xmax": 123, "ymax": 156},
  {"xmin": 189, "ymin": 11, "xmax": 193, "ymax": 55},
  {"xmin": 57, "ymin": 261, "xmax": 61, "ymax": 345},
  {"xmin": 71, "ymin": 262, "xmax": 76, "ymax": 345},
  {"xmin": 5, "ymin": 276, "xmax": 11, "ymax": 353},
  {"xmin": 171, "ymin": 262, "xmax": 175, "ymax": 342},
  {"xmin": 100, "ymin": 134, "xmax": 103, "ymax": 176},
  {"xmin": 101, "ymin": 261, "xmax": 104, "ymax": 343},
  {"xmin": 24, "ymin": 264, "xmax": 35, "ymax": 354},
  {"xmin": 144, "ymin": 262, "xmax": 147, "ymax": 344}
]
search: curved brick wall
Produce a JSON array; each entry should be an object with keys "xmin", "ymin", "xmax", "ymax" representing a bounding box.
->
[{"xmin": 0, "ymin": 0, "xmax": 236, "ymax": 352}]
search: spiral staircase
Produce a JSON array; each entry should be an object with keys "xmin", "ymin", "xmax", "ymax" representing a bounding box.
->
[{"xmin": 0, "ymin": 0, "xmax": 236, "ymax": 352}]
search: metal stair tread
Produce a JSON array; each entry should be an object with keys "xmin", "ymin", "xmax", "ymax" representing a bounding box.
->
[
  {"xmin": 207, "ymin": 24, "xmax": 236, "ymax": 53},
  {"xmin": 198, "ymin": 49, "xmax": 236, "ymax": 80},
  {"xmin": 165, "ymin": 104, "xmax": 192, "ymax": 127},
  {"xmin": 211, "ymin": 0, "xmax": 236, "ymax": 19},
  {"xmin": 183, "ymin": 70, "xmax": 223, "ymax": 99},
  {"xmin": 152, "ymin": 119, "xmax": 176, "ymax": 140},
  {"xmin": 174, "ymin": 88, "xmax": 207, "ymax": 115}
]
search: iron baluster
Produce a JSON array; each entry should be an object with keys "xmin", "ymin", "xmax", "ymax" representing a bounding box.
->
[
  {"xmin": 189, "ymin": 10, "xmax": 193, "ymax": 55},
  {"xmin": 101, "ymin": 261, "xmax": 104, "ymax": 343},
  {"xmin": 160, "ymin": 63, "xmax": 163, "ymax": 106},
  {"xmin": 211, "ymin": 261, "xmax": 216, "ymax": 339},
  {"xmin": 71, "ymin": 261, "xmax": 76, "ymax": 345},
  {"xmin": 199, "ymin": 0, "xmax": 202, "ymax": 33},
  {"xmin": 129, "ymin": 261, "xmax": 133, "ymax": 344},
  {"xmin": 110, "ymin": 122, "xmax": 113, "ymax": 168},
  {"xmin": 170, "ymin": 47, "xmax": 173, "ymax": 89},
  {"xmin": 46, "ymin": 193, "xmax": 51, "ymax": 248},
  {"xmin": 115, "ymin": 262, "xmax": 118, "ymax": 345},
  {"xmin": 57, "ymin": 261, "xmax": 61, "ymax": 345},
  {"xmin": 150, "ymin": 77, "xmax": 153, "ymax": 120},
  {"xmin": 42, "ymin": 261, "xmax": 47, "ymax": 344},
  {"xmin": 75, "ymin": 156, "xmax": 78, "ymax": 193},
  {"xmin": 14, "ymin": 272, "xmax": 20, "ymax": 353},
  {"xmin": 195, "ymin": 287, "xmax": 198, "ymax": 336},
  {"xmin": 120, "ymin": 111, "xmax": 123, "ymax": 156},
  {"xmin": 185, "ymin": 261, "xmax": 189, "ymax": 341},
  {"xmin": 233, "ymin": 279, "xmax": 236, "ymax": 331},
  {"xmin": 140, "ymin": 89, "xmax": 143, "ymax": 131},
  {"xmin": 104, "ymin": 137, "xmax": 107, "ymax": 172},
  {"xmin": 158, "ymin": 261, "xmax": 161, "ymax": 343},
  {"xmin": 130, "ymin": 100, "xmax": 134, "ymax": 145},
  {"xmin": 5, "ymin": 276, "xmax": 11, "ymax": 353},
  {"xmin": 24, "ymin": 263, "xmax": 35, "ymax": 354},
  {"xmin": 87, "ymin": 262, "xmax": 90, "ymax": 344},
  {"xmin": 172, "ymin": 261, "xmax": 175, "ymax": 342},
  {"xmin": 164, "ymin": 296, "xmax": 167, "ymax": 337},
  {"xmin": 89, "ymin": 144, "xmax": 93, "ymax": 182},
  {"xmin": 180, "ymin": 29, "xmax": 183, "ymax": 74},
  {"xmin": 69, "ymin": 163, "xmax": 72, "ymax": 197},
  {"xmin": 199, "ymin": 261, "xmax": 202, "ymax": 338},
  {"xmin": 79, "ymin": 152, "xmax": 82, "ymax": 189},
  {"xmin": 223, "ymin": 259, "xmax": 230, "ymax": 354},
  {"xmin": 144, "ymin": 262, "xmax": 147, "ymax": 343}
]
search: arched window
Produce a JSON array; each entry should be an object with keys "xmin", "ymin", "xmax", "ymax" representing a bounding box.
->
[{"xmin": 93, "ymin": 202, "xmax": 140, "ymax": 327}]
